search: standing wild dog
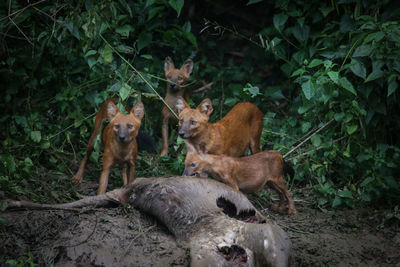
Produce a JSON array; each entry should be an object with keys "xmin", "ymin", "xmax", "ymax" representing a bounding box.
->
[
  {"xmin": 72, "ymin": 99, "xmax": 144, "ymax": 195},
  {"xmin": 183, "ymin": 143, "xmax": 296, "ymax": 215},
  {"xmin": 160, "ymin": 56, "xmax": 194, "ymax": 156},
  {"xmin": 176, "ymin": 97, "xmax": 263, "ymax": 156}
]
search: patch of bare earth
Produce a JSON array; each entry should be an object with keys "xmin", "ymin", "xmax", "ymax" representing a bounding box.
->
[
  {"xmin": 266, "ymin": 203, "xmax": 400, "ymax": 266},
  {"xmin": 1, "ymin": 192, "xmax": 399, "ymax": 266},
  {"xmin": 0, "ymin": 208, "xmax": 189, "ymax": 266}
]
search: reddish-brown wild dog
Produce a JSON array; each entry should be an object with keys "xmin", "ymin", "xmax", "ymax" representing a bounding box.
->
[
  {"xmin": 72, "ymin": 99, "xmax": 144, "ymax": 195},
  {"xmin": 176, "ymin": 97, "xmax": 263, "ymax": 156},
  {"xmin": 183, "ymin": 143, "xmax": 296, "ymax": 215},
  {"xmin": 160, "ymin": 56, "xmax": 194, "ymax": 156}
]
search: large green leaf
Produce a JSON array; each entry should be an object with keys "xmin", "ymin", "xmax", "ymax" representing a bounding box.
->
[
  {"xmin": 168, "ymin": 0, "xmax": 184, "ymax": 17},
  {"xmin": 147, "ymin": 6, "xmax": 164, "ymax": 21},
  {"xmin": 327, "ymin": 71, "xmax": 339, "ymax": 84},
  {"xmin": 292, "ymin": 23, "xmax": 310, "ymax": 42},
  {"xmin": 349, "ymin": 59, "xmax": 366, "ymax": 79},
  {"xmin": 339, "ymin": 77, "xmax": 357, "ymax": 95},
  {"xmin": 301, "ymin": 79, "xmax": 315, "ymax": 100},
  {"xmin": 102, "ymin": 44, "xmax": 113, "ymax": 64},
  {"xmin": 388, "ymin": 80, "xmax": 398, "ymax": 97},
  {"xmin": 137, "ymin": 32, "xmax": 152, "ymax": 51},
  {"xmin": 273, "ymin": 13, "xmax": 288, "ymax": 31},
  {"xmin": 352, "ymin": 45, "xmax": 371, "ymax": 57},
  {"xmin": 119, "ymin": 83, "xmax": 132, "ymax": 101},
  {"xmin": 346, "ymin": 124, "xmax": 358, "ymax": 135},
  {"xmin": 308, "ymin": 59, "xmax": 324, "ymax": 68},
  {"xmin": 30, "ymin": 131, "xmax": 41, "ymax": 143},
  {"xmin": 247, "ymin": 0, "xmax": 263, "ymax": 5},
  {"xmin": 337, "ymin": 190, "xmax": 353, "ymax": 199},
  {"xmin": 116, "ymin": 25, "xmax": 133, "ymax": 37}
]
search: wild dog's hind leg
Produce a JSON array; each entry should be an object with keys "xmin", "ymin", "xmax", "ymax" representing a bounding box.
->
[
  {"xmin": 72, "ymin": 99, "xmax": 115, "ymax": 183},
  {"xmin": 267, "ymin": 180, "xmax": 286, "ymax": 213},
  {"xmin": 268, "ymin": 178, "xmax": 296, "ymax": 215},
  {"xmin": 249, "ymin": 115, "xmax": 263, "ymax": 154}
]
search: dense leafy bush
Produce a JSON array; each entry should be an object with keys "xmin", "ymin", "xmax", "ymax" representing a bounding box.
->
[{"xmin": 0, "ymin": 0, "xmax": 399, "ymax": 209}]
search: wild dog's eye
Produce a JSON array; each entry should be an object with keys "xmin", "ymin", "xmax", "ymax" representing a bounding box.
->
[
  {"xmin": 190, "ymin": 162, "xmax": 197, "ymax": 168},
  {"xmin": 179, "ymin": 119, "xmax": 183, "ymax": 124},
  {"xmin": 178, "ymin": 76, "xmax": 183, "ymax": 81},
  {"xmin": 127, "ymin": 124, "xmax": 133, "ymax": 130},
  {"xmin": 114, "ymin": 124, "xmax": 120, "ymax": 129},
  {"xmin": 190, "ymin": 120, "xmax": 197, "ymax": 126}
]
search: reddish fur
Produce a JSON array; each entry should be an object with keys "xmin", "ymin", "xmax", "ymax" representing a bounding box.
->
[
  {"xmin": 72, "ymin": 99, "xmax": 144, "ymax": 195},
  {"xmin": 160, "ymin": 56, "xmax": 194, "ymax": 156},
  {"xmin": 184, "ymin": 146, "xmax": 296, "ymax": 215},
  {"xmin": 176, "ymin": 98, "xmax": 263, "ymax": 157}
]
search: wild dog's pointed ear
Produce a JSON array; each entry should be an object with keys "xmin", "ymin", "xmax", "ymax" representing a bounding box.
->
[
  {"xmin": 107, "ymin": 101, "xmax": 119, "ymax": 119},
  {"xmin": 180, "ymin": 59, "xmax": 193, "ymax": 78},
  {"xmin": 164, "ymin": 56, "xmax": 175, "ymax": 74},
  {"xmin": 199, "ymin": 143, "xmax": 207, "ymax": 155},
  {"xmin": 197, "ymin": 98, "xmax": 213, "ymax": 117},
  {"xmin": 185, "ymin": 141, "xmax": 196, "ymax": 154},
  {"xmin": 131, "ymin": 102, "xmax": 144, "ymax": 120},
  {"xmin": 176, "ymin": 97, "xmax": 189, "ymax": 115}
]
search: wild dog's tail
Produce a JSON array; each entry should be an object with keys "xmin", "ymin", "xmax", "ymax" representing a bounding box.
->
[{"xmin": 283, "ymin": 161, "xmax": 295, "ymax": 179}]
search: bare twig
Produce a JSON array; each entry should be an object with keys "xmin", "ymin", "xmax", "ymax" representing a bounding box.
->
[
  {"xmin": 63, "ymin": 212, "xmax": 99, "ymax": 247},
  {"xmin": 7, "ymin": 0, "xmax": 33, "ymax": 46},
  {"xmin": 283, "ymin": 119, "xmax": 335, "ymax": 158},
  {"xmin": 0, "ymin": 0, "xmax": 47, "ymax": 22},
  {"xmin": 286, "ymin": 135, "xmax": 347, "ymax": 161},
  {"xmin": 100, "ymin": 34, "xmax": 179, "ymax": 119},
  {"xmin": 0, "ymin": 32, "xmax": 36, "ymax": 40},
  {"xmin": 192, "ymin": 82, "xmax": 213, "ymax": 94}
]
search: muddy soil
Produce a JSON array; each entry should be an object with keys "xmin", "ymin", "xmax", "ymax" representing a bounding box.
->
[
  {"xmin": 1, "ymin": 189, "xmax": 399, "ymax": 266},
  {"xmin": 269, "ymin": 204, "xmax": 400, "ymax": 266}
]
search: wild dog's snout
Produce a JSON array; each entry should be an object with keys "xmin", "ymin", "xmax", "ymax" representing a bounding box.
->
[
  {"xmin": 118, "ymin": 133, "xmax": 127, "ymax": 142},
  {"xmin": 179, "ymin": 130, "xmax": 186, "ymax": 138}
]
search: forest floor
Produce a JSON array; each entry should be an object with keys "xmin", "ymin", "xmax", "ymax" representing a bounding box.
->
[{"xmin": 0, "ymin": 180, "xmax": 399, "ymax": 266}]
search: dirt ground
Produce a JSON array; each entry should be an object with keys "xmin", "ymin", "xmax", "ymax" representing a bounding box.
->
[{"xmin": 1, "ymin": 187, "xmax": 399, "ymax": 266}]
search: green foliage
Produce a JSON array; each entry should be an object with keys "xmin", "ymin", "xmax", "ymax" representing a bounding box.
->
[
  {"xmin": 253, "ymin": 0, "xmax": 400, "ymax": 208},
  {"xmin": 0, "ymin": 0, "xmax": 399, "ymax": 212},
  {"xmin": 5, "ymin": 252, "xmax": 34, "ymax": 267},
  {"xmin": 0, "ymin": 0, "xmax": 197, "ymax": 200}
]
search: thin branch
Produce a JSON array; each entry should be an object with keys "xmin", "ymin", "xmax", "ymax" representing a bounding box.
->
[
  {"xmin": 100, "ymin": 34, "xmax": 179, "ymax": 119},
  {"xmin": 0, "ymin": 32, "xmax": 36, "ymax": 40},
  {"xmin": 9, "ymin": 16, "xmax": 33, "ymax": 45},
  {"xmin": 283, "ymin": 118, "xmax": 335, "ymax": 158},
  {"xmin": 286, "ymin": 135, "xmax": 347, "ymax": 161},
  {"xmin": 0, "ymin": 0, "xmax": 47, "ymax": 22},
  {"xmin": 192, "ymin": 82, "xmax": 213, "ymax": 94}
]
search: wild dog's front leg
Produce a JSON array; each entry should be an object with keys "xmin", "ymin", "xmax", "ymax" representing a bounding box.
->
[
  {"xmin": 122, "ymin": 165, "xmax": 128, "ymax": 186},
  {"xmin": 219, "ymin": 175, "xmax": 239, "ymax": 191},
  {"xmin": 160, "ymin": 110, "xmax": 170, "ymax": 156},
  {"xmin": 97, "ymin": 154, "xmax": 114, "ymax": 195},
  {"xmin": 128, "ymin": 159, "xmax": 136, "ymax": 184}
]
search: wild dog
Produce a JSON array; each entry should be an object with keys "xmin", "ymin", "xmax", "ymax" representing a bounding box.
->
[
  {"xmin": 72, "ymin": 99, "xmax": 144, "ymax": 195},
  {"xmin": 176, "ymin": 97, "xmax": 263, "ymax": 157},
  {"xmin": 183, "ymin": 143, "xmax": 296, "ymax": 215},
  {"xmin": 160, "ymin": 56, "xmax": 194, "ymax": 156}
]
